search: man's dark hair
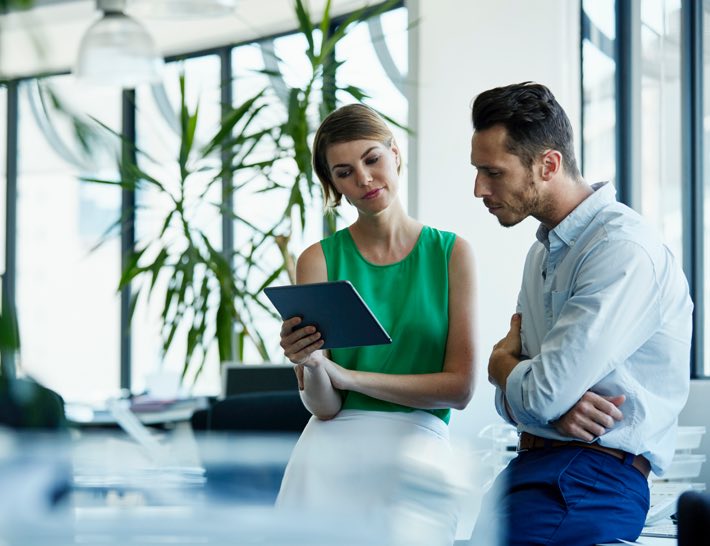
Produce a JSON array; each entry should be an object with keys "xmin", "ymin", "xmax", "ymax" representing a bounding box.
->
[{"xmin": 471, "ymin": 82, "xmax": 581, "ymax": 180}]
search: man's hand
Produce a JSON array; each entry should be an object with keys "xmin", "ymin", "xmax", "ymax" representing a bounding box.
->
[
  {"xmin": 553, "ymin": 391, "xmax": 625, "ymax": 442},
  {"xmin": 488, "ymin": 313, "xmax": 523, "ymax": 391}
]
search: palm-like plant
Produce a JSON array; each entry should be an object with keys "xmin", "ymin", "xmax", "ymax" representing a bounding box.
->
[
  {"xmin": 84, "ymin": 0, "xmax": 405, "ymax": 388},
  {"xmin": 272, "ymin": 0, "xmax": 403, "ymax": 247},
  {"xmin": 86, "ymin": 76, "xmax": 276, "ymax": 386}
]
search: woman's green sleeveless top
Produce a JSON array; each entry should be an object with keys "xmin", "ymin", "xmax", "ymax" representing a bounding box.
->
[{"xmin": 320, "ymin": 226, "xmax": 456, "ymax": 423}]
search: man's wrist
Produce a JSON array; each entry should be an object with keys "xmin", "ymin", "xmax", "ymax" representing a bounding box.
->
[{"xmin": 489, "ymin": 350, "xmax": 521, "ymax": 390}]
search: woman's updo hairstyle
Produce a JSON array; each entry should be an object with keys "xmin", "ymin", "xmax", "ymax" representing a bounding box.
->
[{"xmin": 312, "ymin": 103, "xmax": 399, "ymax": 208}]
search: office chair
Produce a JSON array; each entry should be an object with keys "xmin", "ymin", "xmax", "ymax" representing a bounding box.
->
[
  {"xmin": 192, "ymin": 390, "xmax": 311, "ymax": 433},
  {"xmin": 0, "ymin": 376, "xmax": 66, "ymax": 429},
  {"xmin": 677, "ymin": 490, "xmax": 710, "ymax": 546}
]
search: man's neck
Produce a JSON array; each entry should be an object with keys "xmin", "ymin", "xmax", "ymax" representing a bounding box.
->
[{"xmin": 536, "ymin": 177, "xmax": 593, "ymax": 229}]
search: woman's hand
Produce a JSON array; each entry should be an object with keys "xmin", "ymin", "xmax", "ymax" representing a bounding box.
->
[
  {"xmin": 280, "ymin": 316, "xmax": 325, "ymax": 366},
  {"xmin": 322, "ymin": 361, "xmax": 354, "ymax": 391}
]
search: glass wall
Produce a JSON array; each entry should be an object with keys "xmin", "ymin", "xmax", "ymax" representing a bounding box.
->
[
  {"xmin": 336, "ymin": 7, "xmax": 408, "ymax": 227},
  {"xmin": 2, "ymin": 5, "xmax": 411, "ymax": 399},
  {"xmin": 638, "ymin": 0, "xmax": 683, "ymax": 261},
  {"xmin": 0, "ymin": 85, "xmax": 6, "ymax": 277},
  {"xmin": 581, "ymin": 0, "xmax": 616, "ymax": 186},
  {"xmin": 133, "ymin": 56, "xmax": 224, "ymax": 394},
  {"xmin": 703, "ymin": 0, "xmax": 710, "ymax": 376},
  {"xmin": 581, "ymin": 0, "xmax": 706, "ymax": 376},
  {"xmin": 15, "ymin": 77, "xmax": 121, "ymax": 403}
]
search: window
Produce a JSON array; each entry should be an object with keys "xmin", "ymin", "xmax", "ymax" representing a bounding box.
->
[
  {"xmin": 15, "ymin": 77, "xmax": 122, "ymax": 403},
  {"xmin": 133, "ymin": 55, "xmax": 224, "ymax": 394},
  {"xmin": 0, "ymin": 85, "xmax": 6, "ymax": 276},
  {"xmin": 638, "ymin": 0, "xmax": 683, "ymax": 261},
  {"xmin": 702, "ymin": 0, "xmax": 710, "ymax": 376},
  {"xmin": 581, "ymin": 0, "xmax": 616, "ymax": 186},
  {"xmin": 4, "ymin": 4, "xmax": 409, "ymax": 399},
  {"xmin": 335, "ymin": 6, "xmax": 409, "ymax": 227},
  {"xmin": 581, "ymin": 0, "xmax": 708, "ymax": 377}
]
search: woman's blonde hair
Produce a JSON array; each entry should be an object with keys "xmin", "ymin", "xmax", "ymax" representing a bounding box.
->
[{"xmin": 312, "ymin": 103, "xmax": 399, "ymax": 208}]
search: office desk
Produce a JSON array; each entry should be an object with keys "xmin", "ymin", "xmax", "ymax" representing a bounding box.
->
[{"xmin": 0, "ymin": 426, "xmax": 484, "ymax": 546}]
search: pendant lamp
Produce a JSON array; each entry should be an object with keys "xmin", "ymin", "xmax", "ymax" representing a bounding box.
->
[
  {"xmin": 128, "ymin": 0, "xmax": 238, "ymax": 18},
  {"xmin": 75, "ymin": 0, "xmax": 164, "ymax": 87}
]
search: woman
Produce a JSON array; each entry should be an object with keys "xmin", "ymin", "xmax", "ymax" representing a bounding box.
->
[{"xmin": 276, "ymin": 104, "xmax": 476, "ymax": 542}]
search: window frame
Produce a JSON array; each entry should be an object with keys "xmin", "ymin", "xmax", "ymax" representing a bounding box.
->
[{"xmin": 0, "ymin": 1, "xmax": 408, "ymax": 392}]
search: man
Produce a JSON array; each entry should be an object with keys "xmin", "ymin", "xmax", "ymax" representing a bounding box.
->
[{"xmin": 469, "ymin": 82, "xmax": 692, "ymax": 545}]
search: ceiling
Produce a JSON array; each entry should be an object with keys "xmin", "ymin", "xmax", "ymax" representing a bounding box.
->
[{"xmin": 0, "ymin": 0, "xmax": 371, "ymax": 79}]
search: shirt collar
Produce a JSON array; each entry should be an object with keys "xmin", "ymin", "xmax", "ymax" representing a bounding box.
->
[{"xmin": 536, "ymin": 182, "xmax": 615, "ymax": 248}]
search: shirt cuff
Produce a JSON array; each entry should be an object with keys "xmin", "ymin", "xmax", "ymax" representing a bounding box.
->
[
  {"xmin": 504, "ymin": 358, "xmax": 538, "ymax": 425},
  {"xmin": 494, "ymin": 389, "xmax": 517, "ymax": 425}
]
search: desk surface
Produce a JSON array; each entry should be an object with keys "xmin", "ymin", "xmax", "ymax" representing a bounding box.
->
[
  {"xmin": 1, "ymin": 426, "xmax": 483, "ymax": 546},
  {"xmin": 65, "ymin": 397, "xmax": 208, "ymax": 426}
]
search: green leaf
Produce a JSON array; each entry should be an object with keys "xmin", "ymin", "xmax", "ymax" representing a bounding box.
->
[
  {"xmin": 294, "ymin": 0, "xmax": 316, "ymax": 63},
  {"xmin": 148, "ymin": 247, "xmax": 169, "ymax": 292},
  {"xmin": 256, "ymin": 265, "xmax": 285, "ymax": 294},
  {"xmin": 318, "ymin": 0, "xmax": 333, "ymax": 42},
  {"xmin": 202, "ymin": 90, "xmax": 266, "ymax": 157},
  {"xmin": 317, "ymin": 0, "xmax": 399, "ymax": 66},
  {"xmin": 340, "ymin": 84, "xmax": 371, "ymax": 103},
  {"xmin": 118, "ymin": 246, "xmax": 149, "ymax": 290},
  {"xmin": 216, "ymin": 297, "xmax": 234, "ymax": 363}
]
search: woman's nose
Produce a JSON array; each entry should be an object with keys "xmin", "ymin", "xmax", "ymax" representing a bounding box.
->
[{"xmin": 355, "ymin": 168, "xmax": 372, "ymax": 187}]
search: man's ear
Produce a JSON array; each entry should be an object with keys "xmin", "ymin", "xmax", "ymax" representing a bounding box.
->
[{"xmin": 540, "ymin": 150, "xmax": 562, "ymax": 181}]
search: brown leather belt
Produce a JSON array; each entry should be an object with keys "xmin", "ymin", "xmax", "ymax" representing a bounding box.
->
[{"xmin": 517, "ymin": 432, "xmax": 651, "ymax": 479}]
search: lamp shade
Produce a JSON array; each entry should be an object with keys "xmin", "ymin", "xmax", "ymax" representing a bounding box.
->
[
  {"xmin": 129, "ymin": 0, "xmax": 238, "ymax": 18},
  {"xmin": 75, "ymin": 10, "xmax": 164, "ymax": 87}
]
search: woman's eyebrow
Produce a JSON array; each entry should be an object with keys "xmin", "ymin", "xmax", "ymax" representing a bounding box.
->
[{"xmin": 330, "ymin": 146, "xmax": 379, "ymax": 171}]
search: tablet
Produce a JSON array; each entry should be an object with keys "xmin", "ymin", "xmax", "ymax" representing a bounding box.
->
[{"xmin": 264, "ymin": 280, "xmax": 392, "ymax": 349}]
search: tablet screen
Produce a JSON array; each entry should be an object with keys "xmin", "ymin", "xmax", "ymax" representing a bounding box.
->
[{"xmin": 264, "ymin": 280, "xmax": 392, "ymax": 349}]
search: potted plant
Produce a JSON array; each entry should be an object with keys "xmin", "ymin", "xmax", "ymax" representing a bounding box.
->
[{"xmin": 82, "ymin": 0, "xmax": 403, "ymax": 392}]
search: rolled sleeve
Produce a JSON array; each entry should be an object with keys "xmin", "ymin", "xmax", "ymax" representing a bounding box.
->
[
  {"xmin": 494, "ymin": 388, "xmax": 518, "ymax": 425},
  {"xmin": 502, "ymin": 358, "xmax": 536, "ymax": 425}
]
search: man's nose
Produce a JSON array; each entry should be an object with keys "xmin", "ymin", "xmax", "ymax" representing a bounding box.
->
[{"xmin": 473, "ymin": 174, "xmax": 487, "ymax": 198}]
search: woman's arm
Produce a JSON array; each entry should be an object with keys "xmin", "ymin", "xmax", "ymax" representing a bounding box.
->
[
  {"xmin": 279, "ymin": 243, "xmax": 343, "ymax": 420},
  {"xmin": 323, "ymin": 237, "xmax": 477, "ymax": 411}
]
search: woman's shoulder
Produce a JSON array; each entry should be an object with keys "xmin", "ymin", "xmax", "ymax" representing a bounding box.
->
[
  {"xmin": 296, "ymin": 243, "xmax": 327, "ymax": 283},
  {"xmin": 421, "ymin": 225, "xmax": 458, "ymax": 241},
  {"xmin": 420, "ymin": 226, "xmax": 464, "ymax": 252}
]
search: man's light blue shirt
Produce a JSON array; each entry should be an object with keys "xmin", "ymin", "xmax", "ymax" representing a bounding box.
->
[{"xmin": 495, "ymin": 182, "xmax": 692, "ymax": 475}]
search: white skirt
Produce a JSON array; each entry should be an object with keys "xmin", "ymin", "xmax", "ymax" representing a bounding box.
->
[{"xmin": 277, "ymin": 410, "xmax": 459, "ymax": 545}]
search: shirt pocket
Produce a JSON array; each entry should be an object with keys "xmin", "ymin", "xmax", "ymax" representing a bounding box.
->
[{"xmin": 550, "ymin": 289, "xmax": 570, "ymax": 322}]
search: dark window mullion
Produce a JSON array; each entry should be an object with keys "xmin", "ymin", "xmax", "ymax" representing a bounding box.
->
[
  {"xmin": 614, "ymin": 0, "xmax": 641, "ymax": 209},
  {"xmin": 681, "ymin": 0, "xmax": 705, "ymax": 377},
  {"xmin": 220, "ymin": 47, "xmax": 236, "ymax": 363},
  {"xmin": 2, "ymin": 82, "xmax": 18, "ymax": 378},
  {"xmin": 120, "ymin": 89, "xmax": 137, "ymax": 392}
]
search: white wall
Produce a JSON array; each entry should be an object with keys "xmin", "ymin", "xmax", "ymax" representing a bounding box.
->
[{"xmin": 409, "ymin": 0, "xmax": 581, "ymax": 445}]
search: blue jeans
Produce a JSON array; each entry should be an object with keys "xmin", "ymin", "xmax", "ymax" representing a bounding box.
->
[{"xmin": 470, "ymin": 446, "xmax": 650, "ymax": 546}]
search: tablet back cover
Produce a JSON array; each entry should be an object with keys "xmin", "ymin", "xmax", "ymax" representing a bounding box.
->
[{"xmin": 264, "ymin": 281, "xmax": 392, "ymax": 349}]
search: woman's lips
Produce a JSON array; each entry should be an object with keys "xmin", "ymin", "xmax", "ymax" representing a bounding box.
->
[{"xmin": 363, "ymin": 188, "xmax": 383, "ymax": 199}]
